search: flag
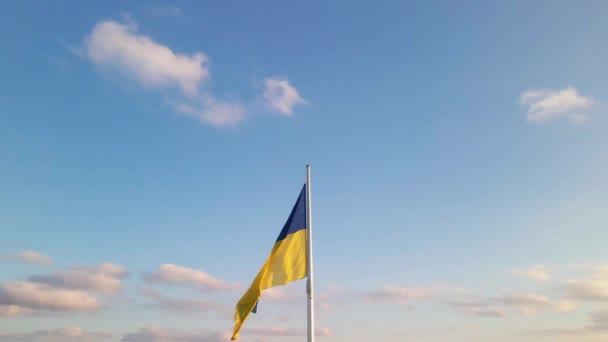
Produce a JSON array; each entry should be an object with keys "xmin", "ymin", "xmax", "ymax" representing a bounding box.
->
[{"xmin": 231, "ymin": 185, "xmax": 308, "ymax": 340}]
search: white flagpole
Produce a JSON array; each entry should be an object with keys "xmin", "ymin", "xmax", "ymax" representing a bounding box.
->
[{"xmin": 306, "ymin": 164, "xmax": 315, "ymax": 342}]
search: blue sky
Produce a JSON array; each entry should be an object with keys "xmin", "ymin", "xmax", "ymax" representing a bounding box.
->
[{"xmin": 1, "ymin": 1, "xmax": 608, "ymax": 341}]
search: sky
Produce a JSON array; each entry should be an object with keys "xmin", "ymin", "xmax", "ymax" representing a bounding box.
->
[{"xmin": 1, "ymin": 0, "xmax": 608, "ymax": 341}]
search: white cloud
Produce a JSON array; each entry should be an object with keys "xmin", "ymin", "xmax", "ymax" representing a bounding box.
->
[
  {"xmin": 0, "ymin": 281, "xmax": 101, "ymax": 312},
  {"xmin": 263, "ymin": 78, "xmax": 306, "ymax": 115},
  {"xmin": 82, "ymin": 18, "xmax": 245, "ymax": 128},
  {"xmin": 121, "ymin": 327, "xmax": 229, "ymax": 342},
  {"xmin": 85, "ymin": 20, "xmax": 207, "ymax": 95},
  {"xmin": 29, "ymin": 263, "xmax": 128, "ymax": 294},
  {"xmin": 82, "ymin": 17, "xmax": 305, "ymax": 129},
  {"xmin": 0, "ymin": 327, "xmax": 111, "ymax": 342},
  {"xmin": 144, "ymin": 263, "xmax": 240, "ymax": 291},
  {"xmin": 510, "ymin": 264, "xmax": 552, "ymax": 282},
  {"xmin": 362, "ymin": 286, "xmax": 430, "ymax": 305},
  {"xmin": 520, "ymin": 86, "xmax": 593, "ymax": 123},
  {"xmin": 17, "ymin": 251, "xmax": 53, "ymax": 265}
]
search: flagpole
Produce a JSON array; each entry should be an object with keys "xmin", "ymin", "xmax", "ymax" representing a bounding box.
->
[{"xmin": 306, "ymin": 164, "xmax": 315, "ymax": 342}]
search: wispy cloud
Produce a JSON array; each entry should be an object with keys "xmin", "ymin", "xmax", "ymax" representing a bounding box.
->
[
  {"xmin": 0, "ymin": 327, "xmax": 111, "ymax": 342},
  {"xmin": 0, "ymin": 305, "xmax": 31, "ymax": 317},
  {"xmin": 173, "ymin": 97, "xmax": 245, "ymax": 129},
  {"xmin": 82, "ymin": 16, "xmax": 305, "ymax": 129},
  {"xmin": 121, "ymin": 327, "xmax": 229, "ymax": 342},
  {"xmin": 520, "ymin": 86, "xmax": 593, "ymax": 123},
  {"xmin": 144, "ymin": 263, "xmax": 240, "ymax": 291},
  {"xmin": 530, "ymin": 309, "xmax": 608, "ymax": 337},
  {"xmin": 587, "ymin": 309, "xmax": 608, "ymax": 331},
  {"xmin": 16, "ymin": 250, "xmax": 53, "ymax": 265},
  {"xmin": 261, "ymin": 287, "xmax": 292, "ymax": 301},
  {"xmin": 28, "ymin": 263, "xmax": 128, "ymax": 294},
  {"xmin": 493, "ymin": 293, "xmax": 551, "ymax": 315},
  {"xmin": 244, "ymin": 327, "xmax": 333, "ymax": 337},
  {"xmin": 263, "ymin": 78, "xmax": 306, "ymax": 115},
  {"xmin": 555, "ymin": 299, "xmax": 577, "ymax": 313},
  {"xmin": 510, "ymin": 264, "xmax": 552, "ymax": 282},
  {"xmin": 138, "ymin": 288, "xmax": 224, "ymax": 313},
  {"xmin": 444, "ymin": 298, "xmax": 506, "ymax": 318},
  {"xmin": 362, "ymin": 285, "xmax": 430, "ymax": 305}
]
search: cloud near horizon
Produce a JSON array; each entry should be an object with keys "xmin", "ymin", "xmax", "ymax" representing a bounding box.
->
[
  {"xmin": 0, "ymin": 281, "xmax": 101, "ymax": 312},
  {"xmin": 82, "ymin": 17, "xmax": 305, "ymax": 128},
  {"xmin": 563, "ymin": 266, "xmax": 608, "ymax": 301},
  {"xmin": 244, "ymin": 326, "xmax": 333, "ymax": 337},
  {"xmin": 121, "ymin": 327, "xmax": 229, "ymax": 342},
  {"xmin": 0, "ymin": 327, "xmax": 111, "ymax": 342},
  {"xmin": 28, "ymin": 263, "xmax": 128, "ymax": 294}
]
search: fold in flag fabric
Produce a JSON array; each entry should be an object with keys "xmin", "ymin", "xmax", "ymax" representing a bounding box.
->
[{"xmin": 231, "ymin": 185, "xmax": 308, "ymax": 340}]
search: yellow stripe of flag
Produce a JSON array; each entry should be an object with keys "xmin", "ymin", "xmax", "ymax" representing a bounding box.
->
[{"xmin": 231, "ymin": 185, "xmax": 307, "ymax": 340}]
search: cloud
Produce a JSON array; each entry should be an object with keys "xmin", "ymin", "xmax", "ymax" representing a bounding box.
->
[
  {"xmin": 29, "ymin": 263, "xmax": 128, "ymax": 294},
  {"xmin": 138, "ymin": 288, "xmax": 224, "ymax": 312},
  {"xmin": 144, "ymin": 263, "xmax": 240, "ymax": 291},
  {"xmin": 510, "ymin": 264, "xmax": 552, "ymax": 282},
  {"xmin": 85, "ymin": 20, "xmax": 207, "ymax": 95},
  {"xmin": 263, "ymin": 78, "xmax": 306, "ymax": 115},
  {"xmin": 121, "ymin": 327, "xmax": 229, "ymax": 342},
  {"xmin": 0, "ymin": 327, "xmax": 111, "ymax": 342},
  {"xmin": 0, "ymin": 305, "xmax": 31, "ymax": 317},
  {"xmin": 444, "ymin": 298, "xmax": 506, "ymax": 318},
  {"xmin": 0, "ymin": 281, "xmax": 101, "ymax": 312},
  {"xmin": 316, "ymin": 328, "xmax": 333, "ymax": 337},
  {"xmin": 564, "ymin": 267, "xmax": 608, "ymax": 301},
  {"xmin": 174, "ymin": 97, "xmax": 245, "ymax": 128},
  {"xmin": 520, "ymin": 86, "xmax": 593, "ymax": 123},
  {"xmin": 530, "ymin": 309, "xmax": 608, "ymax": 339},
  {"xmin": 245, "ymin": 327, "xmax": 333, "ymax": 337},
  {"xmin": 82, "ymin": 17, "xmax": 305, "ymax": 129},
  {"xmin": 261, "ymin": 287, "xmax": 294, "ymax": 301},
  {"xmin": 493, "ymin": 293, "xmax": 551, "ymax": 315},
  {"xmin": 587, "ymin": 310, "xmax": 608, "ymax": 331},
  {"xmin": 555, "ymin": 299, "xmax": 577, "ymax": 313},
  {"xmin": 17, "ymin": 251, "xmax": 53, "ymax": 265},
  {"xmin": 362, "ymin": 286, "xmax": 430, "ymax": 305}
]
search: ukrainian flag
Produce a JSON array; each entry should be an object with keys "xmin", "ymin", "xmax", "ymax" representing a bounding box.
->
[{"xmin": 231, "ymin": 185, "xmax": 308, "ymax": 340}]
